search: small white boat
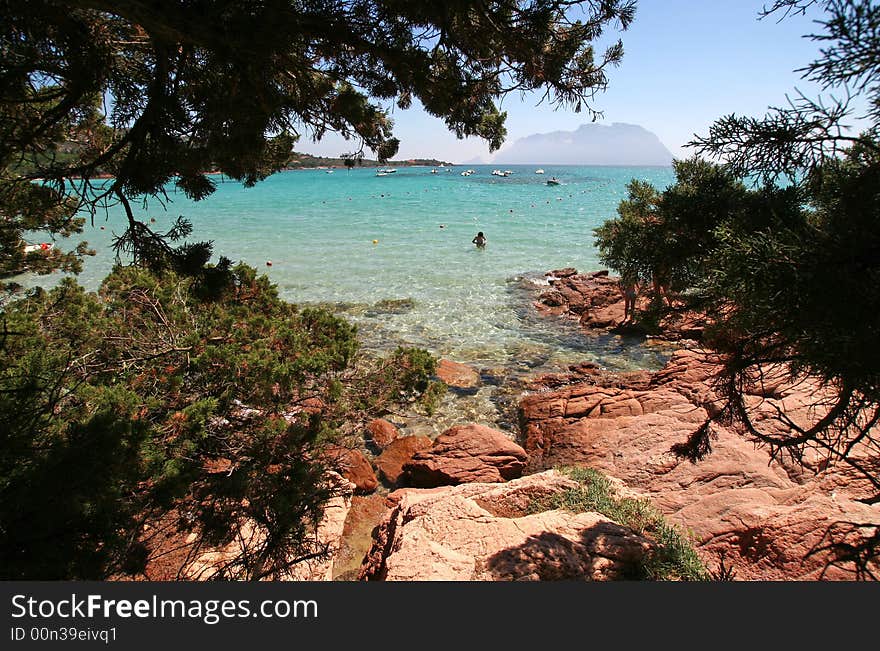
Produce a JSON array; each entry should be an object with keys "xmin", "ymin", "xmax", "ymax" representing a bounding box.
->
[
  {"xmin": 546, "ymin": 177, "xmax": 561, "ymax": 186},
  {"xmin": 326, "ymin": 170, "xmax": 334, "ymax": 174},
  {"xmin": 376, "ymin": 171, "xmax": 390, "ymax": 177},
  {"xmin": 535, "ymin": 169, "xmax": 545, "ymax": 174},
  {"xmin": 23, "ymin": 242, "xmax": 52, "ymax": 253}
]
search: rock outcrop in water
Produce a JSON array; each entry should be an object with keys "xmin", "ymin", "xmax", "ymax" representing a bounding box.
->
[
  {"xmin": 536, "ymin": 268, "xmax": 705, "ymax": 340},
  {"xmin": 519, "ymin": 349, "xmax": 880, "ymax": 580},
  {"xmin": 436, "ymin": 359, "xmax": 481, "ymax": 389},
  {"xmin": 536, "ymin": 268, "xmax": 625, "ymax": 329}
]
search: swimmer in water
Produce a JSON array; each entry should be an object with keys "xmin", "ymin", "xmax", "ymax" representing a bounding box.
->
[{"xmin": 472, "ymin": 231, "xmax": 487, "ymax": 248}]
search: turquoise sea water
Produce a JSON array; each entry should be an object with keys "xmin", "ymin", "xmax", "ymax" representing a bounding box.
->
[{"xmin": 19, "ymin": 164, "xmax": 675, "ymax": 376}]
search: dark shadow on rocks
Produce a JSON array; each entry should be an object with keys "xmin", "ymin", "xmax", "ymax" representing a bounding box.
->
[
  {"xmin": 610, "ymin": 322, "xmax": 649, "ymax": 337},
  {"xmin": 481, "ymin": 523, "xmax": 651, "ymax": 581}
]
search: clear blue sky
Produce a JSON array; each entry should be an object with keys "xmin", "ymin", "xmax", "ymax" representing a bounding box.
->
[{"xmin": 302, "ymin": 1, "xmax": 865, "ymax": 163}]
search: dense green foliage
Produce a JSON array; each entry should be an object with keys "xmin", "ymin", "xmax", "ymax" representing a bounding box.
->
[
  {"xmin": 0, "ymin": 264, "xmax": 439, "ymax": 579},
  {"xmin": 1, "ymin": 0, "xmax": 635, "ymax": 279},
  {"xmin": 595, "ymin": 158, "xmax": 751, "ymax": 305},
  {"xmin": 596, "ymin": 0, "xmax": 880, "ymax": 575},
  {"xmin": 531, "ymin": 467, "xmax": 708, "ymax": 581}
]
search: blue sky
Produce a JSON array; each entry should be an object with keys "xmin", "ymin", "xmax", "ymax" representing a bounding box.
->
[{"xmin": 302, "ymin": 1, "xmax": 865, "ymax": 163}]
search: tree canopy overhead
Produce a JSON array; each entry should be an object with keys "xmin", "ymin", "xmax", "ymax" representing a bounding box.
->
[
  {"xmin": 691, "ymin": 0, "xmax": 880, "ymax": 181},
  {"xmin": 1, "ymin": 0, "xmax": 636, "ymax": 278}
]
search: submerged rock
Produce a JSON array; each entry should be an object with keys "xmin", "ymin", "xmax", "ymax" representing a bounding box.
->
[
  {"xmin": 436, "ymin": 358, "xmax": 481, "ymax": 389},
  {"xmin": 367, "ymin": 298, "xmax": 416, "ymax": 316},
  {"xmin": 333, "ymin": 494, "xmax": 389, "ymax": 580}
]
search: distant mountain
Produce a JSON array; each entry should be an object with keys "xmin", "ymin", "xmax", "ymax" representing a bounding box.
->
[
  {"xmin": 492, "ymin": 122, "xmax": 673, "ymax": 166},
  {"xmin": 460, "ymin": 155, "xmax": 489, "ymax": 166}
]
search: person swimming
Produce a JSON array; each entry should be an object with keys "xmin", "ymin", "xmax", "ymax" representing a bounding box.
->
[{"xmin": 472, "ymin": 231, "xmax": 487, "ymax": 248}]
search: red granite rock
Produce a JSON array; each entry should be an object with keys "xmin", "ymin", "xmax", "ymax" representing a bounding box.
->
[
  {"xmin": 358, "ymin": 471, "xmax": 654, "ymax": 581},
  {"xmin": 365, "ymin": 418, "xmax": 399, "ymax": 450},
  {"xmin": 436, "ymin": 359, "xmax": 480, "ymax": 388},
  {"xmin": 518, "ymin": 348, "xmax": 880, "ymax": 580},
  {"xmin": 374, "ymin": 436, "xmax": 433, "ymax": 486},
  {"xmin": 535, "ymin": 268, "xmax": 705, "ymax": 340},
  {"xmin": 403, "ymin": 424, "xmax": 528, "ymax": 488},
  {"xmin": 323, "ymin": 445, "xmax": 378, "ymax": 494}
]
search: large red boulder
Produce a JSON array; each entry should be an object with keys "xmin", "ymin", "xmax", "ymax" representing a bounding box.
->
[
  {"xmin": 365, "ymin": 418, "xmax": 399, "ymax": 450},
  {"xmin": 374, "ymin": 436, "xmax": 433, "ymax": 486},
  {"xmin": 323, "ymin": 446, "xmax": 378, "ymax": 494},
  {"xmin": 358, "ymin": 471, "xmax": 654, "ymax": 581},
  {"xmin": 403, "ymin": 424, "xmax": 528, "ymax": 488}
]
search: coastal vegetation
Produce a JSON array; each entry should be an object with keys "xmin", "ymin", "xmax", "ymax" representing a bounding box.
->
[
  {"xmin": 595, "ymin": 0, "xmax": 880, "ymax": 573},
  {"xmin": 530, "ymin": 467, "xmax": 708, "ymax": 581},
  {"xmin": 0, "ymin": 1, "xmax": 637, "ymax": 578},
  {"xmin": 0, "ymin": 263, "xmax": 442, "ymax": 579},
  {"xmin": 5, "ymin": 0, "xmax": 875, "ymax": 582},
  {"xmin": 285, "ymin": 151, "xmax": 451, "ymax": 169}
]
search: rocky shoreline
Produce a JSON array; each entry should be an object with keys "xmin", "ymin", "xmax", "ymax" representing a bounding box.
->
[
  {"xmin": 535, "ymin": 267, "xmax": 706, "ymax": 340},
  {"xmin": 146, "ymin": 268, "xmax": 879, "ymax": 581}
]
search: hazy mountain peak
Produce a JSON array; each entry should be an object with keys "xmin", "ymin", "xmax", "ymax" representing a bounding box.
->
[{"xmin": 492, "ymin": 122, "xmax": 673, "ymax": 165}]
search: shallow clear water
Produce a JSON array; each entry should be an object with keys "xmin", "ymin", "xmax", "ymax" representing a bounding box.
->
[{"xmin": 18, "ymin": 164, "xmax": 675, "ymax": 376}]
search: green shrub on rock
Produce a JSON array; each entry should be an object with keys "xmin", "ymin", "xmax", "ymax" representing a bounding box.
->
[{"xmin": 531, "ymin": 467, "xmax": 709, "ymax": 581}]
